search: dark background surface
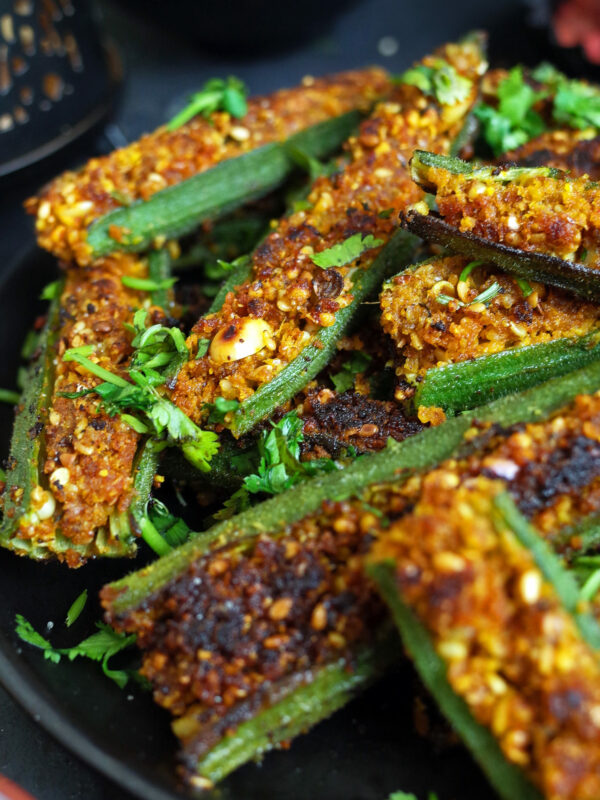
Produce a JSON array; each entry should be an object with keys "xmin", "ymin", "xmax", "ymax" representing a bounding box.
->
[{"xmin": 0, "ymin": 0, "xmax": 551, "ymax": 798}]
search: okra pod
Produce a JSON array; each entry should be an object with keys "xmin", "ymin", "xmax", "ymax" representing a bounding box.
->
[
  {"xmin": 105, "ymin": 359, "xmax": 600, "ymax": 616},
  {"xmin": 0, "ymin": 250, "xmax": 176, "ymax": 564},
  {"xmin": 172, "ymin": 37, "xmax": 487, "ymax": 437},
  {"xmin": 414, "ymin": 331, "xmax": 600, "ymax": 414},
  {"xmin": 370, "ymin": 481, "xmax": 600, "ymax": 800},
  {"xmin": 380, "ymin": 254, "xmax": 600, "ymax": 414},
  {"xmin": 102, "ymin": 362, "xmax": 600, "ymax": 787},
  {"xmin": 403, "ymin": 151, "xmax": 600, "ymax": 300},
  {"xmin": 28, "ymin": 68, "xmax": 391, "ymax": 266},
  {"xmin": 103, "ymin": 489, "xmax": 397, "ymax": 787}
]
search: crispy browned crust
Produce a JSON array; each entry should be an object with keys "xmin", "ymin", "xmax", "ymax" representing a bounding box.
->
[
  {"xmin": 26, "ymin": 69, "xmax": 391, "ymax": 267},
  {"xmin": 172, "ymin": 41, "xmax": 486, "ymax": 424},
  {"xmin": 371, "ymin": 475, "xmax": 600, "ymax": 800},
  {"xmin": 380, "ymin": 255, "xmax": 600, "ymax": 397},
  {"xmin": 15, "ymin": 256, "xmax": 169, "ymax": 562},
  {"xmin": 421, "ymin": 161, "xmax": 600, "ymax": 265},
  {"xmin": 503, "ymin": 130, "xmax": 600, "ymax": 178},
  {"xmin": 300, "ymin": 387, "xmax": 424, "ymax": 455},
  {"xmin": 104, "ymin": 500, "xmax": 386, "ymax": 762}
]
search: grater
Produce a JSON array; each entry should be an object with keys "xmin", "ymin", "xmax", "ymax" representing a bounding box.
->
[{"xmin": 0, "ymin": 0, "xmax": 121, "ymax": 179}]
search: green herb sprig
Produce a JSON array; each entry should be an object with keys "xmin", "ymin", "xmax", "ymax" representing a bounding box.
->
[
  {"xmin": 399, "ymin": 58, "xmax": 472, "ymax": 106},
  {"xmin": 311, "ymin": 233, "xmax": 384, "ymax": 269},
  {"xmin": 167, "ymin": 76, "xmax": 248, "ymax": 131}
]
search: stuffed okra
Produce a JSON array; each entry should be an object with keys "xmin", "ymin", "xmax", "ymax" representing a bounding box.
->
[
  {"xmin": 403, "ymin": 151, "xmax": 600, "ymax": 300},
  {"xmin": 503, "ymin": 129, "xmax": 600, "ymax": 177},
  {"xmin": 0, "ymin": 251, "xmax": 178, "ymax": 565},
  {"xmin": 101, "ymin": 361, "xmax": 600, "ymax": 786},
  {"xmin": 27, "ymin": 68, "xmax": 390, "ymax": 267},
  {"xmin": 371, "ymin": 479, "xmax": 600, "ymax": 800},
  {"xmin": 380, "ymin": 254, "xmax": 600, "ymax": 414},
  {"xmin": 172, "ymin": 36, "xmax": 488, "ymax": 437}
]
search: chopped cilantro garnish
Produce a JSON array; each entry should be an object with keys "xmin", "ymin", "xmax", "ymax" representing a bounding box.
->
[
  {"xmin": 205, "ymin": 396, "xmax": 240, "ymax": 424},
  {"xmin": 330, "ymin": 351, "xmax": 372, "ymax": 393},
  {"xmin": 66, "ymin": 590, "xmax": 88, "ymax": 628},
  {"xmin": 311, "ymin": 233, "xmax": 383, "ymax": 269},
  {"xmin": 15, "ymin": 613, "xmax": 137, "ymax": 689},
  {"xmin": 138, "ymin": 498, "xmax": 192, "ymax": 556},
  {"xmin": 216, "ymin": 411, "xmax": 344, "ymax": 519},
  {"xmin": 0, "ymin": 388, "xmax": 20, "ymax": 404},
  {"xmin": 554, "ymin": 80, "xmax": 600, "ymax": 129},
  {"xmin": 436, "ymin": 281, "xmax": 502, "ymax": 308},
  {"xmin": 62, "ymin": 313, "xmax": 219, "ymax": 471},
  {"xmin": 121, "ymin": 275, "xmax": 177, "ymax": 292},
  {"xmin": 167, "ymin": 76, "xmax": 248, "ymax": 131},
  {"xmin": 458, "ymin": 259, "xmax": 483, "ymax": 284},
  {"xmin": 474, "ymin": 66, "xmax": 547, "ymax": 156},
  {"xmin": 399, "ymin": 59, "xmax": 472, "ymax": 106},
  {"xmin": 516, "ymin": 277, "xmax": 533, "ymax": 297},
  {"xmin": 40, "ymin": 280, "xmax": 61, "ymax": 301}
]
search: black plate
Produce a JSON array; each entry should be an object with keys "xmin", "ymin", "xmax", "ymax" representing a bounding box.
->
[{"xmin": 0, "ymin": 247, "xmax": 496, "ymax": 799}]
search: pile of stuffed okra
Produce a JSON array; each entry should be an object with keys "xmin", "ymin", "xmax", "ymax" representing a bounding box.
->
[{"xmin": 7, "ymin": 31, "xmax": 600, "ymax": 799}]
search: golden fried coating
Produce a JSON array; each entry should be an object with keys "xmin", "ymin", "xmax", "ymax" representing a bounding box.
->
[
  {"xmin": 172, "ymin": 40, "xmax": 486, "ymax": 425},
  {"xmin": 27, "ymin": 69, "xmax": 391, "ymax": 267},
  {"xmin": 15, "ymin": 256, "xmax": 165, "ymax": 564},
  {"xmin": 104, "ymin": 499, "xmax": 386, "ymax": 771},
  {"xmin": 503, "ymin": 129, "xmax": 600, "ymax": 178},
  {"xmin": 380, "ymin": 256, "xmax": 600, "ymax": 398},
  {"xmin": 371, "ymin": 475, "xmax": 600, "ymax": 800},
  {"xmin": 416, "ymin": 159, "xmax": 600, "ymax": 265}
]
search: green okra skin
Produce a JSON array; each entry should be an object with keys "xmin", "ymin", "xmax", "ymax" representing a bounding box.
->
[
  {"xmin": 105, "ymin": 359, "xmax": 600, "ymax": 617},
  {"xmin": 192, "ymin": 630, "xmax": 398, "ymax": 785},
  {"xmin": 369, "ymin": 562, "xmax": 543, "ymax": 800},
  {"xmin": 370, "ymin": 494, "xmax": 600, "ymax": 800},
  {"xmin": 86, "ymin": 112, "xmax": 362, "ymax": 260},
  {"xmin": 414, "ymin": 330, "xmax": 600, "ymax": 415},
  {"xmin": 493, "ymin": 493, "xmax": 600, "ymax": 649},
  {"xmin": 403, "ymin": 209, "xmax": 600, "ymax": 302},
  {"xmin": 404, "ymin": 151, "xmax": 600, "ymax": 301},
  {"xmin": 229, "ymin": 229, "xmax": 419, "ymax": 437},
  {"xmin": 0, "ymin": 289, "xmax": 62, "ymax": 556},
  {"xmin": 0, "ymin": 287, "xmax": 136, "ymax": 559},
  {"xmin": 549, "ymin": 514, "xmax": 600, "ymax": 558}
]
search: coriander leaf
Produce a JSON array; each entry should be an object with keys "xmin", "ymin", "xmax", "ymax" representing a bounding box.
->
[
  {"xmin": 531, "ymin": 61, "xmax": 565, "ymax": 88},
  {"xmin": 148, "ymin": 499, "xmax": 191, "ymax": 549},
  {"xmin": 0, "ymin": 388, "xmax": 20, "ymax": 404},
  {"xmin": 167, "ymin": 76, "xmax": 248, "ymax": 131},
  {"xmin": 330, "ymin": 351, "xmax": 372, "ymax": 393},
  {"xmin": 311, "ymin": 233, "xmax": 383, "ymax": 269},
  {"xmin": 205, "ymin": 396, "xmax": 240, "ymax": 424},
  {"xmin": 121, "ymin": 276, "xmax": 177, "ymax": 292},
  {"xmin": 554, "ymin": 80, "xmax": 600, "ymax": 129},
  {"xmin": 475, "ymin": 66, "xmax": 547, "ymax": 156},
  {"xmin": 40, "ymin": 280, "xmax": 61, "ymax": 301},
  {"xmin": 15, "ymin": 615, "xmax": 138, "ymax": 687},
  {"xmin": 15, "ymin": 614, "xmax": 61, "ymax": 664},
  {"xmin": 516, "ymin": 277, "xmax": 533, "ymax": 297},
  {"xmin": 398, "ymin": 65, "xmax": 433, "ymax": 94},
  {"xmin": 241, "ymin": 411, "xmax": 339, "ymax": 498},
  {"xmin": 66, "ymin": 590, "xmax": 88, "ymax": 627}
]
